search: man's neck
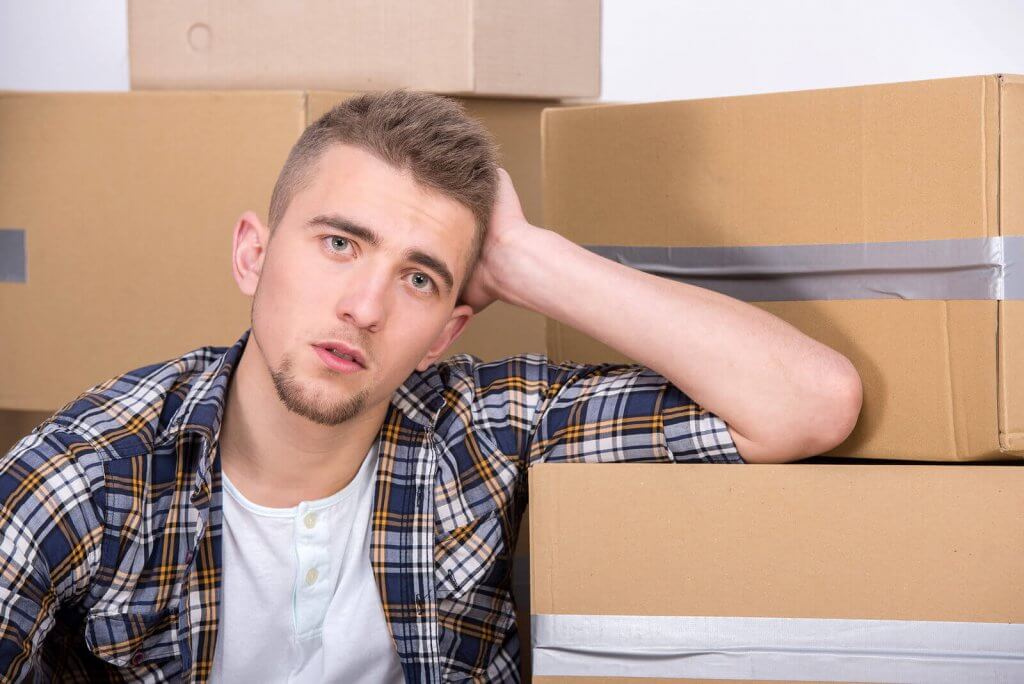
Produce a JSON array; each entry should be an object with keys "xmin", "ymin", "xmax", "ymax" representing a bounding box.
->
[{"xmin": 218, "ymin": 338, "xmax": 389, "ymax": 508}]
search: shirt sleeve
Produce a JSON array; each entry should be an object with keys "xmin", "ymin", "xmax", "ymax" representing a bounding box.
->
[
  {"xmin": 0, "ymin": 425, "xmax": 105, "ymax": 681},
  {"xmin": 523, "ymin": 357, "xmax": 745, "ymax": 466}
]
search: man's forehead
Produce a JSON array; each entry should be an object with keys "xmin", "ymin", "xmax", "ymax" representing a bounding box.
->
[{"xmin": 300, "ymin": 145, "xmax": 475, "ymax": 249}]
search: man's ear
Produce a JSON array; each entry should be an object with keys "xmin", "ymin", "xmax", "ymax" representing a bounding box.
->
[
  {"xmin": 416, "ymin": 304, "xmax": 474, "ymax": 372},
  {"xmin": 231, "ymin": 210, "xmax": 271, "ymax": 297}
]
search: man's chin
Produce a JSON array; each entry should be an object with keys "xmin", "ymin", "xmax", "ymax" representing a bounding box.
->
[{"xmin": 270, "ymin": 364, "xmax": 368, "ymax": 425}]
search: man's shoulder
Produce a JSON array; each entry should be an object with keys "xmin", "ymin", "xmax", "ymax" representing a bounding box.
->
[
  {"xmin": 431, "ymin": 351, "xmax": 556, "ymax": 393},
  {"xmin": 16, "ymin": 341, "xmax": 235, "ymax": 463}
]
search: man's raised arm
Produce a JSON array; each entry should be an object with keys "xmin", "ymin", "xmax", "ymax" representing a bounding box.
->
[{"xmin": 459, "ymin": 169, "xmax": 863, "ymax": 464}]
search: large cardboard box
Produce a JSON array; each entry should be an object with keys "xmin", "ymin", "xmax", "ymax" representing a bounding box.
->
[
  {"xmin": 529, "ymin": 462, "xmax": 1024, "ymax": 682},
  {"xmin": 127, "ymin": 0, "xmax": 601, "ymax": 99},
  {"xmin": 542, "ymin": 74, "xmax": 1024, "ymax": 461},
  {"xmin": 0, "ymin": 91, "xmax": 559, "ymax": 412}
]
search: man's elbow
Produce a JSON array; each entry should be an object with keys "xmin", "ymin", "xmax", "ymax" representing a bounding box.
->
[
  {"xmin": 797, "ymin": 355, "xmax": 864, "ymax": 459},
  {"xmin": 741, "ymin": 355, "xmax": 863, "ymax": 464}
]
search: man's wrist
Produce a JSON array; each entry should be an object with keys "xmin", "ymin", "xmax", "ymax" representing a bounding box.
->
[{"xmin": 489, "ymin": 222, "xmax": 559, "ymax": 311}]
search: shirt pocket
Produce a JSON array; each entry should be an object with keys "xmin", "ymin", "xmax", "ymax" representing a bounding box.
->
[
  {"xmin": 435, "ymin": 509, "xmax": 517, "ymax": 680},
  {"xmin": 435, "ymin": 508, "xmax": 507, "ymax": 600},
  {"xmin": 84, "ymin": 605, "xmax": 182, "ymax": 668}
]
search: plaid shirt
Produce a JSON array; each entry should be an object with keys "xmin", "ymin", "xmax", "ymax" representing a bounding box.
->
[{"xmin": 0, "ymin": 328, "xmax": 743, "ymax": 683}]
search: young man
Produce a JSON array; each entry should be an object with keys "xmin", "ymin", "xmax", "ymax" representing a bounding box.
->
[{"xmin": 0, "ymin": 91, "xmax": 862, "ymax": 683}]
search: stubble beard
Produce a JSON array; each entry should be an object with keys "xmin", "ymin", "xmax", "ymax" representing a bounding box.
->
[{"xmin": 269, "ymin": 353, "xmax": 372, "ymax": 426}]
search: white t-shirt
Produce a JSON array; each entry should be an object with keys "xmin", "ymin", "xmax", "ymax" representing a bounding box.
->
[{"xmin": 209, "ymin": 441, "xmax": 405, "ymax": 683}]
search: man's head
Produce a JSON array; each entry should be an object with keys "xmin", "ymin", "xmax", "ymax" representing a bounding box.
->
[{"xmin": 231, "ymin": 90, "xmax": 500, "ymax": 426}]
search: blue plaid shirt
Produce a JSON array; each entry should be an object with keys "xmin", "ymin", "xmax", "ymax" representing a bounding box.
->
[{"xmin": 0, "ymin": 328, "xmax": 743, "ymax": 682}]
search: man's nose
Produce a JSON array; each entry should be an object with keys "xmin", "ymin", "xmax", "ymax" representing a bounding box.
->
[{"xmin": 335, "ymin": 265, "xmax": 390, "ymax": 332}]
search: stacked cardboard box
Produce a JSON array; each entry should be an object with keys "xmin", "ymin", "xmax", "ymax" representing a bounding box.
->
[
  {"xmin": 530, "ymin": 463, "xmax": 1024, "ymax": 682},
  {"xmin": 533, "ymin": 74, "xmax": 1024, "ymax": 681}
]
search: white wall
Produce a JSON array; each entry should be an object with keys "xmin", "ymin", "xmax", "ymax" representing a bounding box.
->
[
  {"xmin": 602, "ymin": 0, "xmax": 1024, "ymax": 102},
  {"xmin": 0, "ymin": 0, "xmax": 129, "ymax": 91},
  {"xmin": 1, "ymin": 0, "xmax": 1024, "ymax": 101}
]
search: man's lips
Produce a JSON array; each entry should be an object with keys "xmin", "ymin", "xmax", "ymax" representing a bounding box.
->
[
  {"xmin": 313, "ymin": 345, "xmax": 365, "ymax": 373},
  {"xmin": 312, "ymin": 341, "xmax": 366, "ymax": 367}
]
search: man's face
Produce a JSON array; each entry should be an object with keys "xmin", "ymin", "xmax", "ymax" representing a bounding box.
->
[{"xmin": 240, "ymin": 143, "xmax": 477, "ymax": 426}]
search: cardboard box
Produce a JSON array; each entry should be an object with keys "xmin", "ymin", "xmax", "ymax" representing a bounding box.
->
[
  {"xmin": 127, "ymin": 0, "xmax": 601, "ymax": 99},
  {"xmin": 0, "ymin": 410, "xmax": 51, "ymax": 454},
  {"xmin": 542, "ymin": 74, "xmax": 1024, "ymax": 461},
  {"xmin": 0, "ymin": 91, "xmax": 559, "ymax": 411},
  {"xmin": 529, "ymin": 462, "xmax": 1024, "ymax": 682}
]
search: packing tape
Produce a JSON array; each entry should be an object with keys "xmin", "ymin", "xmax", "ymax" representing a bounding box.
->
[
  {"xmin": 0, "ymin": 228, "xmax": 26, "ymax": 283},
  {"xmin": 584, "ymin": 236, "xmax": 1024, "ymax": 301},
  {"xmin": 531, "ymin": 614, "xmax": 1024, "ymax": 682}
]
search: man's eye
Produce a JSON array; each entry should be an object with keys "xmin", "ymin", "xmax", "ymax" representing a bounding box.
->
[
  {"xmin": 409, "ymin": 272, "xmax": 436, "ymax": 292},
  {"xmin": 325, "ymin": 236, "xmax": 350, "ymax": 252}
]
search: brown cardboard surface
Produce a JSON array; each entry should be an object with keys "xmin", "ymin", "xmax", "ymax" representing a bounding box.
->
[
  {"xmin": 542, "ymin": 74, "xmax": 1021, "ymax": 460},
  {"xmin": 127, "ymin": 0, "xmax": 600, "ymax": 99},
  {"xmin": 999, "ymin": 77, "xmax": 1024, "ymax": 449},
  {"xmin": 530, "ymin": 463, "xmax": 1024, "ymax": 623},
  {"xmin": 0, "ymin": 91, "xmax": 292, "ymax": 410},
  {"xmin": 0, "ymin": 410, "xmax": 52, "ymax": 454},
  {"xmin": 0, "ymin": 91, "xmax": 561, "ymax": 411}
]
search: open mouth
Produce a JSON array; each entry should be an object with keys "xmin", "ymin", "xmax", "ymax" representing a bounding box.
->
[{"xmin": 313, "ymin": 344, "xmax": 365, "ymax": 372}]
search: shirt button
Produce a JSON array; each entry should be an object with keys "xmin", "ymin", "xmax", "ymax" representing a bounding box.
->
[
  {"xmin": 305, "ymin": 568, "xmax": 319, "ymax": 585},
  {"xmin": 303, "ymin": 512, "xmax": 317, "ymax": 529},
  {"xmin": 131, "ymin": 651, "xmax": 143, "ymax": 665}
]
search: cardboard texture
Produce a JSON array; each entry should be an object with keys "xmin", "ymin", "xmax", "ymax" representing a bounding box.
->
[
  {"xmin": 0, "ymin": 410, "xmax": 51, "ymax": 454},
  {"xmin": 542, "ymin": 74, "xmax": 1024, "ymax": 461},
  {"xmin": 127, "ymin": 0, "xmax": 600, "ymax": 99},
  {"xmin": 529, "ymin": 462, "xmax": 1024, "ymax": 683},
  {"xmin": 0, "ymin": 91, "xmax": 560, "ymax": 412}
]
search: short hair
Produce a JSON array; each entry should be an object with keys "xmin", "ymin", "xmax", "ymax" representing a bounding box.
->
[{"xmin": 267, "ymin": 90, "xmax": 500, "ymax": 296}]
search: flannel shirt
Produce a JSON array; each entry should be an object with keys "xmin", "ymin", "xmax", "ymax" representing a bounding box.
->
[{"xmin": 0, "ymin": 327, "xmax": 744, "ymax": 683}]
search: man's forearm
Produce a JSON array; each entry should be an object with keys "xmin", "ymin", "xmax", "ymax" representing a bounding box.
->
[{"xmin": 490, "ymin": 224, "xmax": 862, "ymax": 462}]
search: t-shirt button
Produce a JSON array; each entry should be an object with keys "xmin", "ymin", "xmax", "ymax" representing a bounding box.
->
[
  {"xmin": 303, "ymin": 512, "xmax": 317, "ymax": 529},
  {"xmin": 305, "ymin": 568, "xmax": 319, "ymax": 585}
]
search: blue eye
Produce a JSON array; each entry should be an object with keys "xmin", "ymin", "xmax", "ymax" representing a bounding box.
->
[
  {"xmin": 326, "ymin": 236, "xmax": 350, "ymax": 252},
  {"xmin": 409, "ymin": 272, "xmax": 436, "ymax": 292}
]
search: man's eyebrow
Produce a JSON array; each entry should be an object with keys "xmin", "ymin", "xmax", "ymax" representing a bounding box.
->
[
  {"xmin": 307, "ymin": 214, "xmax": 381, "ymax": 247},
  {"xmin": 307, "ymin": 213, "xmax": 455, "ymax": 294}
]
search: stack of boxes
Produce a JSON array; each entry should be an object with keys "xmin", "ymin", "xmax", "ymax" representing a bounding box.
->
[
  {"xmin": 0, "ymin": 3, "xmax": 602, "ymax": 679},
  {"xmin": 531, "ymin": 75, "xmax": 1024, "ymax": 681}
]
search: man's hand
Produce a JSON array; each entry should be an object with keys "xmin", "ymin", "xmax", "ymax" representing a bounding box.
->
[{"xmin": 458, "ymin": 168, "xmax": 536, "ymax": 313}]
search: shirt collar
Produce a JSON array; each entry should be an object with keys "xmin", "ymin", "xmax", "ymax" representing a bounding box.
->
[{"xmin": 170, "ymin": 328, "xmax": 448, "ymax": 493}]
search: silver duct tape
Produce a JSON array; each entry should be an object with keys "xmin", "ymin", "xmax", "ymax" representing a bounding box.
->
[
  {"xmin": 584, "ymin": 236, "xmax": 1024, "ymax": 301},
  {"xmin": 532, "ymin": 614, "xmax": 1024, "ymax": 682},
  {"xmin": 0, "ymin": 228, "xmax": 27, "ymax": 283}
]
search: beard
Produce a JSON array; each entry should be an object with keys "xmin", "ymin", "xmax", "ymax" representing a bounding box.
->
[{"xmin": 269, "ymin": 352, "xmax": 372, "ymax": 426}]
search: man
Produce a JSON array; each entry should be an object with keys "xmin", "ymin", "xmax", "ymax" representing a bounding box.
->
[{"xmin": 0, "ymin": 90, "xmax": 862, "ymax": 683}]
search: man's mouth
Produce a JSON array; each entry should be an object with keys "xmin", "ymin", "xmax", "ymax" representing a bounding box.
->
[
  {"xmin": 326, "ymin": 348, "xmax": 356, "ymax": 362},
  {"xmin": 312, "ymin": 341, "xmax": 367, "ymax": 371}
]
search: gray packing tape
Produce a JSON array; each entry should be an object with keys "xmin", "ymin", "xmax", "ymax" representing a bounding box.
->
[
  {"xmin": 0, "ymin": 228, "xmax": 27, "ymax": 283},
  {"xmin": 584, "ymin": 236, "xmax": 1024, "ymax": 301},
  {"xmin": 532, "ymin": 614, "xmax": 1024, "ymax": 682}
]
